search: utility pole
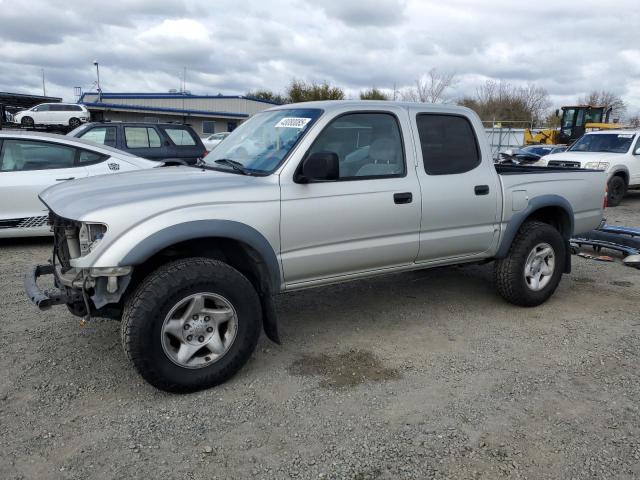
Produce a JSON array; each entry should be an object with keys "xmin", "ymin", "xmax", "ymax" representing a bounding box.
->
[
  {"xmin": 93, "ymin": 60, "xmax": 101, "ymax": 102},
  {"xmin": 41, "ymin": 69, "xmax": 46, "ymax": 96}
]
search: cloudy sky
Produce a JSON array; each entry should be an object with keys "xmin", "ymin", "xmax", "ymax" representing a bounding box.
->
[{"xmin": 0, "ymin": 0, "xmax": 638, "ymax": 114}]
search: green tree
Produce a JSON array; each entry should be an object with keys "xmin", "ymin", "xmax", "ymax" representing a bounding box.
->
[
  {"xmin": 245, "ymin": 89, "xmax": 287, "ymax": 104},
  {"xmin": 359, "ymin": 87, "xmax": 390, "ymax": 100},
  {"xmin": 286, "ymin": 79, "xmax": 345, "ymax": 103}
]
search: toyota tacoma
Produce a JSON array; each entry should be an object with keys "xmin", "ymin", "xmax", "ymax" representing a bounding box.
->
[{"xmin": 25, "ymin": 101, "xmax": 607, "ymax": 392}]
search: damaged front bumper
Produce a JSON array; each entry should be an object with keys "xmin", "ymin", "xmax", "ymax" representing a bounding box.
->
[
  {"xmin": 24, "ymin": 264, "xmax": 83, "ymax": 310},
  {"xmin": 24, "ymin": 264, "xmax": 132, "ymax": 312}
]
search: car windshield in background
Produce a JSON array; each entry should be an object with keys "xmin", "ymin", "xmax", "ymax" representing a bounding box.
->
[
  {"xmin": 522, "ymin": 146, "xmax": 554, "ymax": 156},
  {"xmin": 204, "ymin": 108, "xmax": 322, "ymax": 174},
  {"xmin": 569, "ymin": 133, "xmax": 635, "ymax": 153}
]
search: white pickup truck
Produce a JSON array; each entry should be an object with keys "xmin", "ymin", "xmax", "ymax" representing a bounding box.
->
[
  {"xmin": 25, "ymin": 101, "xmax": 607, "ymax": 392},
  {"xmin": 535, "ymin": 129, "xmax": 640, "ymax": 206}
]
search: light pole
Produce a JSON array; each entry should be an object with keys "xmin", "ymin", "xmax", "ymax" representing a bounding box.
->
[{"xmin": 93, "ymin": 60, "xmax": 101, "ymax": 102}]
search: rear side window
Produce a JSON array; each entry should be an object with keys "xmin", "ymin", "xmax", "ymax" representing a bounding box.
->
[
  {"xmin": 80, "ymin": 126, "xmax": 117, "ymax": 147},
  {"xmin": 416, "ymin": 114, "xmax": 480, "ymax": 175},
  {"xmin": 163, "ymin": 127, "xmax": 197, "ymax": 146},
  {"xmin": 125, "ymin": 127, "xmax": 162, "ymax": 148},
  {"xmin": 78, "ymin": 150, "xmax": 107, "ymax": 165}
]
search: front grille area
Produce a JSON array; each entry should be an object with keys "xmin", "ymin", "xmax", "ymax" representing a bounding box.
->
[
  {"xmin": 548, "ymin": 160, "xmax": 581, "ymax": 168},
  {"xmin": 0, "ymin": 215, "xmax": 48, "ymax": 229},
  {"xmin": 49, "ymin": 212, "xmax": 79, "ymax": 273}
]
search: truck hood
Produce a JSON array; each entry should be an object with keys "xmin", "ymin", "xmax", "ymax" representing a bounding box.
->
[
  {"xmin": 39, "ymin": 165, "xmax": 279, "ymax": 221},
  {"xmin": 541, "ymin": 151, "xmax": 625, "ymax": 164}
]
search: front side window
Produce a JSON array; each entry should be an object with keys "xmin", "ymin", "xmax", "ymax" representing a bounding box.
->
[
  {"xmin": 124, "ymin": 127, "xmax": 162, "ymax": 148},
  {"xmin": 569, "ymin": 133, "xmax": 635, "ymax": 154},
  {"xmin": 33, "ymin": 104, "xmax": 50, "ymax": 112},
  {"xmin": 304, "ymin": 112, "xmax": 405, "ymax": 179},
  {"xmin": 205, "ymin": 108, "xmax": 322, "ymax": 174},
  {"xmin": 417, "ymin": 114, "xmax": 480, "ymax": 175},
  {"xmin": 0, "ymin": 139, "xmax": 76, "ymax": 171},
  {"xmin": 79, "ymin": 126, "xmax": 117, "ymax": 147},
  {"xmin": 164, "ymin": 127, "xmax": 197, "ymax": 146}
]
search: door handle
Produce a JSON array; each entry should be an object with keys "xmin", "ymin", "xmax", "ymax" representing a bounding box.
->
[
  {"xmin": 55, "ymin": 177, "xmax": 75, "ymax": 181},
  {"xmin": 393, "ymin": 192, "xmax": 413, "ymax": 204},
  {"xmin": 474, "ymin": 185, "xmax": 490, "ymax": 195}
]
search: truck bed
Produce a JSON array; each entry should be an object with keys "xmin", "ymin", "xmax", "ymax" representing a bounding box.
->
[{"xmin": 495, "ymin": 163, "xmax": 606, "ymax": 237}]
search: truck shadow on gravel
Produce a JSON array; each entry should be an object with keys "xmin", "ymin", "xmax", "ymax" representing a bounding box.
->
[{"xmin": 287, "ymin": 349, "xmax": 401, "ymax": 389}]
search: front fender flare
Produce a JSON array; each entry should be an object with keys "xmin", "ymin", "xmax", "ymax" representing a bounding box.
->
[{"xmin": 118, "ymin": 220, "xmax": 281, "ymax": 293}]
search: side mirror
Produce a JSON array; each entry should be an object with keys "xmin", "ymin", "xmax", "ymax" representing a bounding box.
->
[{"xmin": 296, "ymin": 151, "xmax": 339, "ymax": 183}]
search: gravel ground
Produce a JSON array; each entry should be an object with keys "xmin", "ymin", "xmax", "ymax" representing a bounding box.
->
[{"xmin": 1, "ymin": 192, "xmax": 639, "ymax": 480}]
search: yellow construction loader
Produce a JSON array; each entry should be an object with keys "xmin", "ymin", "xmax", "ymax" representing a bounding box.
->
[{"xmin": 524, "ymin": 105, "xmax": 617, "ymax": 145}]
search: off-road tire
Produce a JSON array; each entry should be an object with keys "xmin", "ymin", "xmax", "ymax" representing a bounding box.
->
[
  {"xmin": 21, "ymin": 116, "xmax": 34, "ymax": 127},
  {"xmin": 607, "ymin": 175, "xmax": 626, "ymax": 207},
  {"xmin": 121, "ymin": 257, "xmax": 261, "ymax": 393},
  {"xmin": 494, "ymin": 220, "xmax": 566, "ymax": 307},
  {"xmin": 68, "ymin": 117, "xmax": 81, "ymax": 128}
]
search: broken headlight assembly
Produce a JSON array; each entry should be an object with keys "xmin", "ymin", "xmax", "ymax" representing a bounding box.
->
[{"xmin": 78, "ymin": 223, "xmax": 108, "ymax": 256}]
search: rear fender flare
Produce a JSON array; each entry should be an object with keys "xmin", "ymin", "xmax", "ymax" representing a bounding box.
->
[{"xmin": 496, "ymin": 195, "xmax": 574, "ymax": 262}]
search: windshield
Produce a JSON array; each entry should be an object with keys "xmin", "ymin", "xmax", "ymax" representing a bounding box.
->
[
  {"xmin": 569, "ymin": 133, "xmax": 635, "ymax": 153},
  {"xmin": 204, "ymin": 108, "xmax": 322, "ymax": 174}
]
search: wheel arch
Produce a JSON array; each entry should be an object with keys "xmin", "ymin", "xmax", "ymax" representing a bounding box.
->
[
  {"xmin": 118, "ymin": 220, "xmax": 282, "ymax": 343},
  {"xmin": 119, "ymin": 220, "xmax": 281, "ymax": 293},
  {"xmin": 496, "ymin": 195, "xmax": 574, "ymax": 271},
  {"xmin": 609, "ymin": 168, "xmax": 629, "ymax": 186}
]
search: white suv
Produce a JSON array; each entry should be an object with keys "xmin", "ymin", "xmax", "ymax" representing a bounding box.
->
[
  {"xmin": 536, "ymin": 129, "xmax": 640, "ymax": 206},
  {"xmin": 14, "ymin": 103, "xmax": 90, "ymax": 128}
]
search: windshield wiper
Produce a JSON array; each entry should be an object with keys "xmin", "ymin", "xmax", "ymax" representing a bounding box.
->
[{"xmin": 214, "ymin": 158, "xmax": 252, "ymax": 175}]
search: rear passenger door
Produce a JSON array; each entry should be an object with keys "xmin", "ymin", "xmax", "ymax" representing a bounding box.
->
[
  {"xmin": 411, "ymin": 111, "xmax": 500, "ymax": 262},
  {"xmin": 123, "ymin": 126, "xmax": 164, "ymax": 160}
]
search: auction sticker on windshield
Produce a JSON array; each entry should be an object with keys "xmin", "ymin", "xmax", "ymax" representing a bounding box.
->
[
  {"xmin": 275, "ymin": 117, "xmax": 311, "ymax": 129},
  {"xmin": 618, "ymin": 134, "xmax": 634, "ymax": 138}
]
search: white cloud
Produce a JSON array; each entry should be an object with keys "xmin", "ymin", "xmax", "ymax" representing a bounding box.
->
[{"xmin": 0, "ymin": 0, "xmax": 638, "ymax": 113}]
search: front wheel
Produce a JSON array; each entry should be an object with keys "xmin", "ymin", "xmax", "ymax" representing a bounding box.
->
[
  {"xmin": 21, "ymin": 116, "xmax": 34, "ymax": 127},
  {"xmin": 121, "ymin": 257, "xmax": 261, "ymax": 392},
  {"xmin": 494, "ymin": 221, "xmax": 566, "ymax": 307},
  {"xmin": 607, "ymin": 175, "xmax": 626, "ymax": 207}
]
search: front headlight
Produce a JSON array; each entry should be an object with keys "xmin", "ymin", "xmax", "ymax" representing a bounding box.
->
[
  {"xmin": 78, "ymin": 222, "xmax": 107, "ymax": 256},
  {"xmin": 584, "ymin": 161, "xmax": 610, "ymax": 170}
]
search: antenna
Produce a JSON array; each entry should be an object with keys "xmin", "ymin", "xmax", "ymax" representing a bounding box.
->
[{"xmin": 42, "ymin": 68, "xmax": 46, "ymax": 96}]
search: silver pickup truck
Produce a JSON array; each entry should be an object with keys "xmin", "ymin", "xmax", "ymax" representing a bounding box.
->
[{"xmin": 25, "ymin": 101, "xmax": 606, "ymax": 392}]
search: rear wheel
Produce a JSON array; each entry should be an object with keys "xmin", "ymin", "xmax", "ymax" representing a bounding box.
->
[
  {"xmin": 21, "ymin": 116, "xmax": 34, "ymax": 127},
  {"xmin": 121, "ymin": 257, "xmax": 261, "ymax": 392},
  {"xmin": 494, "ymin": 221, "xmax": 566, "ymax": 307},
  {"xmin": 68, "ymin": 117, "xmax": 81, "ymax": 128},
  {"xmin": 607, "ymin": 175, "xmax": 626, "ymax": 207}
]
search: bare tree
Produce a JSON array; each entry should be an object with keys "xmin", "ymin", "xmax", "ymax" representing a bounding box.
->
[
  {"xmin": 401, "ymin": 68, "xmax": 457, "ymax": 103},
  {"xmin": 578, "ymin": 90, "xmax": 627, "ymax": 121},
  {"xmin": 458, "ymin": 80, "xmax": 551, "ymax": 126},
  {"xmin": 628, "ymin": 113, "xmax": 640, "ymax": 128}
]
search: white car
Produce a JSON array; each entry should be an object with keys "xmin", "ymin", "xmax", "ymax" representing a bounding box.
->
[
  {"xmin": 13, "ymin": 103, "xmax": 90, "ymax": 129},
  {"xmin": 202, "ymin": 132, "xmax": 230, "ymax": 151},
  {"xmin": 535, "ymin": 129, "xmax": 640, "ymax": 206},
  {"xmin": 0, "ymin": 131, "xmax": 159, "ymax": 237}
]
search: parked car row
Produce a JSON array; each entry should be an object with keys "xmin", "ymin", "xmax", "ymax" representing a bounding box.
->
[{"xmin": 0, "ymin": 131, "xmax": 159, "ymax": 237}]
